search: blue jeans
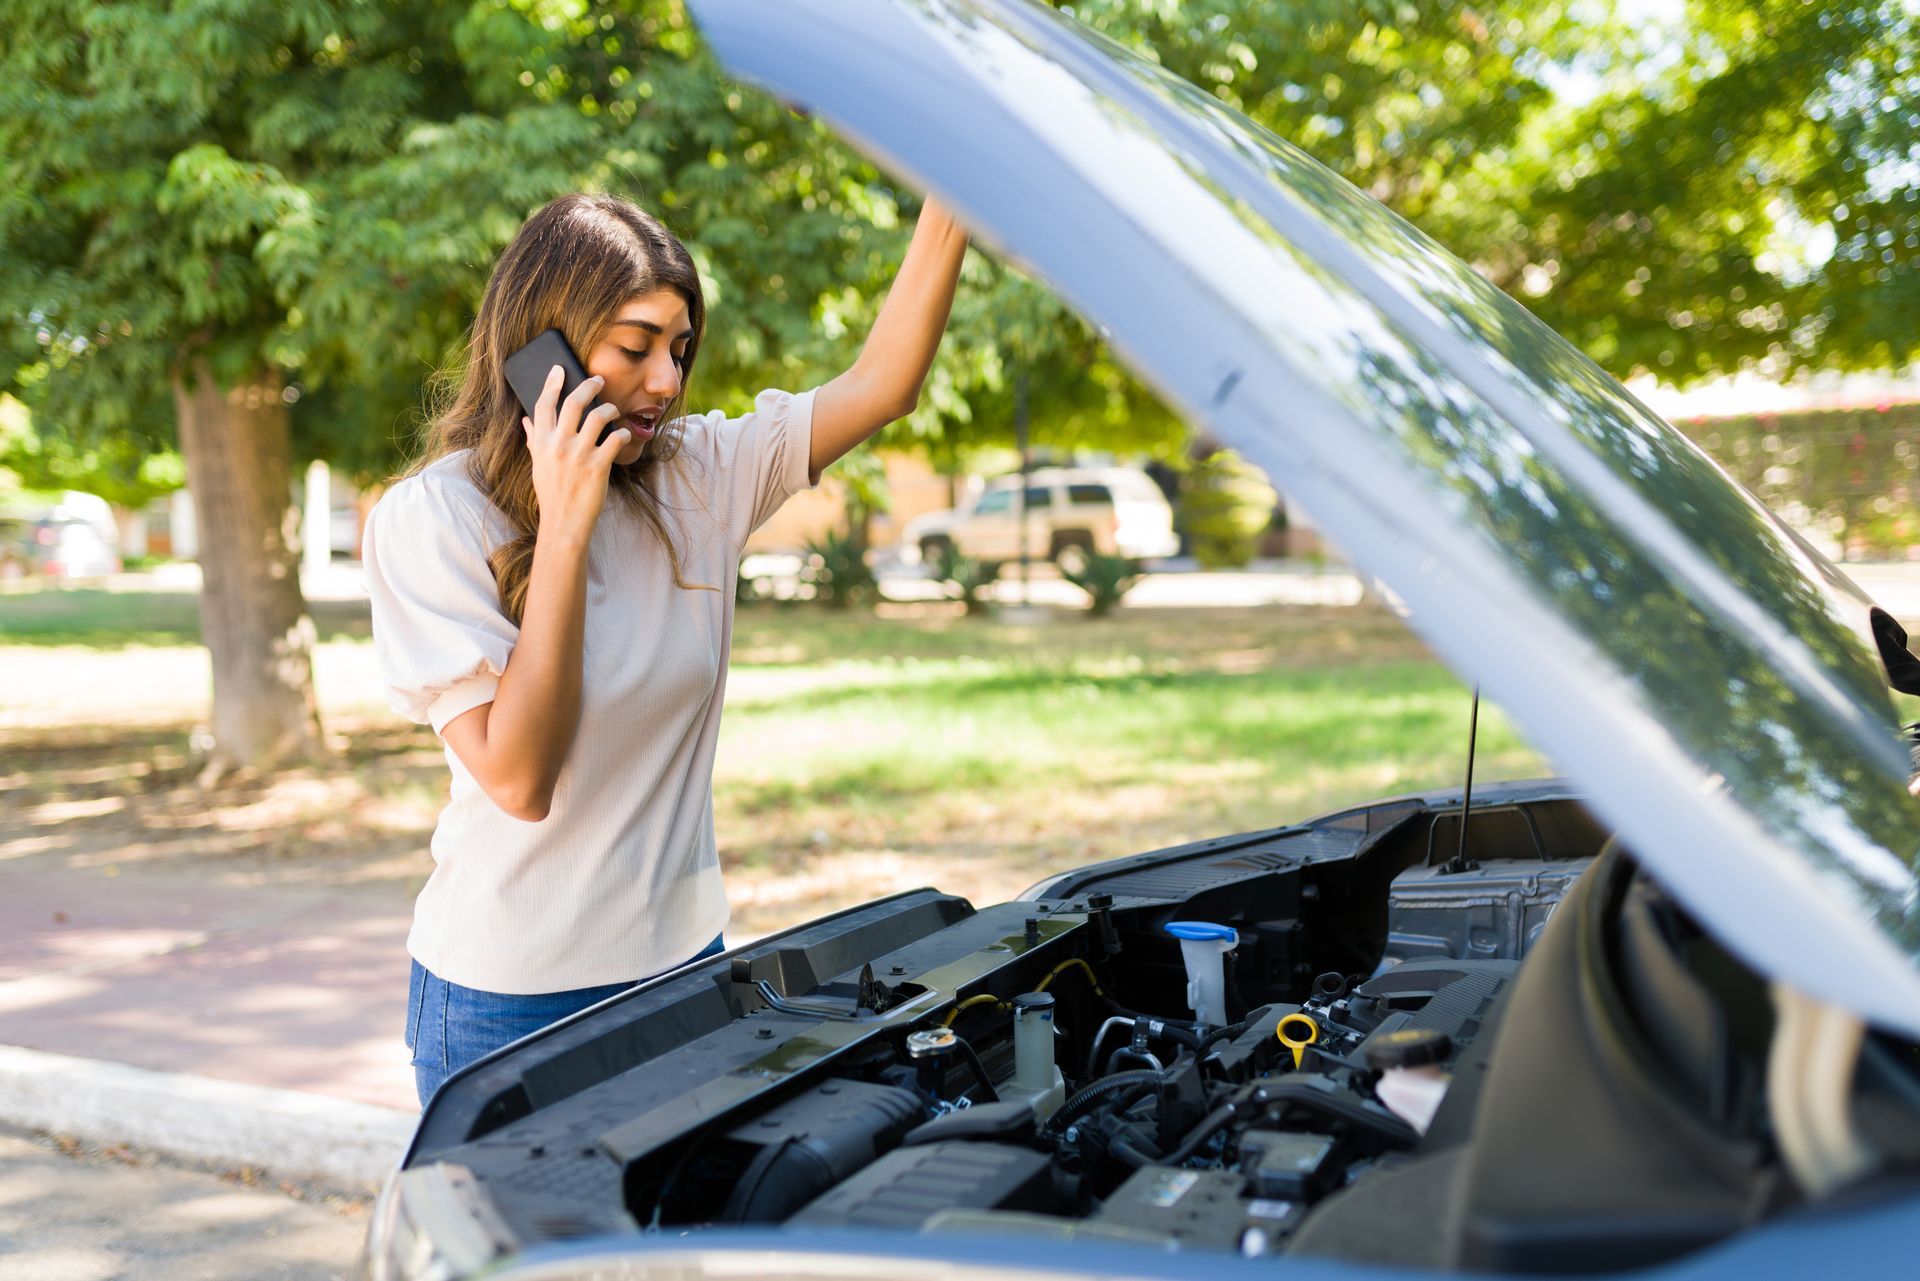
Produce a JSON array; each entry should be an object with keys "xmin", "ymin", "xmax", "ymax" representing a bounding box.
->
[{"xmin": 405, "ymin": 935, "xmax": 724, "ymax": 1107}]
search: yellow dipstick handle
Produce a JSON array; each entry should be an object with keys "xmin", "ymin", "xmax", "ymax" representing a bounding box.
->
[{"xmin": 1276, "ymin": 1012, "xmax": 1320, "ymax": 1070}]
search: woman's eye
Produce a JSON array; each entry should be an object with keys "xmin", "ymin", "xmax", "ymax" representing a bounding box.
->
[{"xmin": 621, "ymin": 347, "xmax": 648, "ymax": 361}]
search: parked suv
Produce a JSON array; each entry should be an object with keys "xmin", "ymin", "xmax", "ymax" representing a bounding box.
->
[{"xmin": 904, "ymin": 466, "xmax": 1178, "ymax": 575}]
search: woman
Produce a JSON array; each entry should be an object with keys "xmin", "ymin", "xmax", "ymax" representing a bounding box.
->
[{"xmin": 362, "ymin": 191, "xmax": 967, "ymax": 1105}]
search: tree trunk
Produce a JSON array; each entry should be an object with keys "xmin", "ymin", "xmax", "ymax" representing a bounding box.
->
[{"xmin": 171, "ymin": 360, "xmax": 325, "ymax": 782}]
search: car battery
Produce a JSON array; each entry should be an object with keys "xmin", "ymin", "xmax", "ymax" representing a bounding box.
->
[
  {"xmin": 1092, "ymin": 1167, "xmax": 1250, "ymax": 1248},
  {"xmin": 1237, "ymin": 1128, "xmax": 1335, "ymax": 1199}
]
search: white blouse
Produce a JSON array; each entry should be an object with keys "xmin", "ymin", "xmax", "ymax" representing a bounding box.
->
[{"xmin": 362, "ymin": 388, "xmax": 817, "ymax": 993}]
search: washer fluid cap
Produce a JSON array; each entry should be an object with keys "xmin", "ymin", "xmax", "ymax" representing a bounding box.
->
[{"xmin": 1165, "ymin": 921, "xmax": 1238, "ymax": 943}]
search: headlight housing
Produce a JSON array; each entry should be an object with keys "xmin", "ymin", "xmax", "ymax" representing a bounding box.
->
[{"xmin": 358, "ymin": 1162, "xmax": 516, "ymax": 1281}]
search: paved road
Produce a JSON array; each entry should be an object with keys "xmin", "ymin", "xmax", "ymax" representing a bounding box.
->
[{"xmin": 0, "ymin": 1124, "xmax": 370, "ymax": 1281}]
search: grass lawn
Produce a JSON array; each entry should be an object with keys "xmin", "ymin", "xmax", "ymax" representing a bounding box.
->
[
  {"xmin": 1, "ymin": 589, "xmax": 1549, "ymax": 935},
  {"xmin": 0, "ymin": 584, "xmax": 372, "ymax": 648}
]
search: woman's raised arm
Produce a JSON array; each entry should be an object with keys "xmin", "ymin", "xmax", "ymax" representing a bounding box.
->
[{"xmin": 809, "ymin": 197, "xmax": 970, "ymax": 476}]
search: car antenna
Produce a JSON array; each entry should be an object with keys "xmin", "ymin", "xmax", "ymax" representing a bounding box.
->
[{"xmin": 1444, "ymin": 684, "xmax": 1481, "ymax": 875}]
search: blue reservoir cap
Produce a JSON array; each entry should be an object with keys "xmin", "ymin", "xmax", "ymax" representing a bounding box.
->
[{"xmin": 1165, "ymin": 921, "xmax": 1238, "ymax": 943}]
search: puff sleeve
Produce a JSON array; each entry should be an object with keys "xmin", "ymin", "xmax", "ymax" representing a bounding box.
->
[
  {"xmin": 361, "ymin": 474, "xmax": 519, "ymax": 734},
  {"xmin": 681, "ymin": 387, "xmax": 819, "ymax": 545}
]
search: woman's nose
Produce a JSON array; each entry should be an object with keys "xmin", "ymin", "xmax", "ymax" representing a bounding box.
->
[{"xmin": 645, "ymin": 358, "xmax": 680, "ymax": 397}]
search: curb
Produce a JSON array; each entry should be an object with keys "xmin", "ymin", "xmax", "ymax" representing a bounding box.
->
[{"xmin": 0, "ymin": 1044, "xmax": 415, "ymax": 1193}]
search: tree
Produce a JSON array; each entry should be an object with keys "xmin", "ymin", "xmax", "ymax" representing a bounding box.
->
[
  {"xmin": 12, "ymin": 0, "xmax": 1896, "ymax": 788},
  {"xmin": 0, "ymin": 1, "xmax": 944, "ymax": 778},
  {"xmin": 1425, "ymin": 0, "xmax": 1920, "ymax": 383},
  {"xmin": 1062, "ymin": 0, "xmax": 1920, "ymax": 385}
]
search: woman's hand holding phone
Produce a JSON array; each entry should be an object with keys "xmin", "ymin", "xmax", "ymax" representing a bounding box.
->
[
  {"xmin": 524, "ymin": 364, "xmax": 629, "ymax": 544},
  {"xmin": 442, "ymin": 362, "xmax": 618, "ymax": 823}
]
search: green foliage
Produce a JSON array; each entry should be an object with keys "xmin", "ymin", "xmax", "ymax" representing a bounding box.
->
[
  {"xmin": 1044, "ymin": 0, "xmax": 1920, "ymax": 387},
  {"xmin": 799, "ymin": 525, "xmax": 877, "ymax": 610},
  {"xmin": 1677, "ymin": 403, "xmax": 1920, "ymax": 556},
  {"xmin": 1179, "ymin": 449, "xmax": 1279, "ymax": 569},
  {"xmin": 0, "ymin": 0, "xmax": 1643, "ymax": 487},
  {"xmin": 1431, "ymin": 0, "xmax": 1920, "ymax": 383},
  {"xmin": 6, "ymin": 0, "xmax": 1918, "ymax": 490},
  {"xmin": 0, "ymin": 0, "xmax": 950, "ymax": 482},
  {"xmin": 929, "ymin": 541, "xmax": 997, "ymax": 615},
  {"xmin": 1062, "ymin": 0, "xmax": 1578, "ymax": 232},
  {"xmin": 1061, "ymin": 551, "xmax": 1143, "ymax": 617},
  {"xmin": 0, "ymin": 395, "xmax": 184, "ymax": 509}
]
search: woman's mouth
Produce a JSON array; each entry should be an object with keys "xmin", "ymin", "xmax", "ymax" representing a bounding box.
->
[{"xmin": 624, "ymin": 410, "xmax": 660, "ymax": 441}]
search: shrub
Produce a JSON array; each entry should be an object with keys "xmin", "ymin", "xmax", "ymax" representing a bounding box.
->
[
  {"xmin": 799, "ymin": 526, "xmax": 878, "ymax": 609},
  {"xmin": 1063, "ymin": 551, "xmax": 1144, "ymax": 616},
  {"xmin": 1179, "ymin": 448, "xmax": 1278, "ymax": 569},
  {"xmin": 1675, "ymin": 403, "xmax": 1920, "ymax": 557},
  {"xmin": 929, "ymin": 542, "xmax": 997, "ymax": 616}
]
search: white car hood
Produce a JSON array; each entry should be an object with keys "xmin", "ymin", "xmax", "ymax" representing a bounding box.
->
[{"xmin": 689, "ymin": 0, "xmax": 1920, "ymax": 1037}]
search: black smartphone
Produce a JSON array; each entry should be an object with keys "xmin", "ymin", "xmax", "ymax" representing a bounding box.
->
[{"xmin": 503, "ymin": 328, "xmax": 619, "ymax": 444}]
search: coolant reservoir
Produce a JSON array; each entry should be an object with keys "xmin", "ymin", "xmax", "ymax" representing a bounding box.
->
[{"xmin": 1001, "ymin": 992, "xmax": 1066, "ymax": 1120}]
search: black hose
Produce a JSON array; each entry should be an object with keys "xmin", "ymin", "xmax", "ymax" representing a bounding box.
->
[
  {"xmin": 1196, "ymin": 1019, "xmax": 1253, "ymax": 1056},
  {"xmin": 1102, "ymin": 997, "xmax": 1198, "ymax": 1029},
  {"xmin": 1255, "ymin": 1079, "xmax": 1417, "ymax": 1146},
  {"xmin": 1046, "ymin": 1069, "xmax": 1164, "ymax": 1132},
  {"xmin": 949, "ymin": 1032, "xmax": 1000, "ymax": 1104},
  {"xmin": 1111, "ymin": 1136, "xmax": 1163, "ymax": 1169},
  {"xmin": 1159, "ymin": 1099, "xmax": 1243, "ymax": 1166},
  {"xmin": 1159, "ymin": 1079, "xmax": 1418, "ymax": 1165},
  {"xmin": 1107, "ymin": 1078, "xmax": 1162, "ymax": 1118},
  {"xmin": 1155, "ymin": 1023, "xmax": 1203, "ymax": 1051}
]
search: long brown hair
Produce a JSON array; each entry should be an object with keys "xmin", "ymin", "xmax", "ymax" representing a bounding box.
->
[{"xmin": 409, "ymin": 193, "xmax": 710, "ymax": 624}]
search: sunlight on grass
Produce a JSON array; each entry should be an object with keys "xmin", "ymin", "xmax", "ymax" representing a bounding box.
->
[
  {"xmin": 4, "ymin": 595, "xmax": 1553, "ymax": 932},
  {"xmin": 712, "ymin": 616, "xmax": 1550, "ymax": 930}
]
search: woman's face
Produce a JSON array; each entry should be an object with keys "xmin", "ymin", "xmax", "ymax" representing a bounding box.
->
[{"xmin": 584, "ymin": 288, "xmax": 694, "ymax": 467}]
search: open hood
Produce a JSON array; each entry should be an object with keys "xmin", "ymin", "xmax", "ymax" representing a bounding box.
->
[{"xmin": 688, "ymin": 0, "xmax": 1920, "ymax": 1037}]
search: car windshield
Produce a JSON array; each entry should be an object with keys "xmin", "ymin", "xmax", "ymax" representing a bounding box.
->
[{"xmin": 696, "ymin": 0, "xmax": 1920, "ymax": 1034}]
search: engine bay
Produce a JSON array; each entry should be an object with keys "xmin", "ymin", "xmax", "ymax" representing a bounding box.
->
[{"xmin": 385, "ymin": 783, "xmax": 1920, "ymax": 1276}]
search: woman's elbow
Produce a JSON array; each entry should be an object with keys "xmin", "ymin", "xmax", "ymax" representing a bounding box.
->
[
  {"xmin": 442, "ymin": 712, "xmax": 558, "ymax": 820},
  {"xmin": 487, "ymin": 777, "xmax": 555, "ymax": 823},
  {"xmin": 890, "ymin": 384, "xmax": 924, "ymax": 421},
  {"xmin": 505, "ymin": 795, "xmax": 553, "ymax": 823},
  {"xmin": 871, "ymin": 391, "xmax": 918, "ymax": 429}
]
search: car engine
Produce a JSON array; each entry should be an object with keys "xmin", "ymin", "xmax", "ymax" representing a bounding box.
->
[{"xmin": 380, "ymin": 785, "xmax": 1918, "ymax": 1277}]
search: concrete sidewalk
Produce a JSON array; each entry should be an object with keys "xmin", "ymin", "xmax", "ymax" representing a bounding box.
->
[
  {"xmin": 0, "ymin": 857, "xmax": 417, "ymax": 1189},
  {"xmin": 0, "ymin": 862, "xmax": 415, "ymax": 1111}
]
